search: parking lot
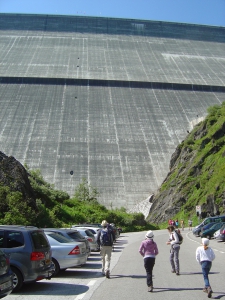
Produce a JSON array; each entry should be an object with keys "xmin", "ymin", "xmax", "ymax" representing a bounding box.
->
[{"xmin": 6, "ymin": 235, "xmax": 127, "ymax": 300}]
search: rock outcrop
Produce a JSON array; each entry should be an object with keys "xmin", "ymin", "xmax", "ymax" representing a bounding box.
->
[
  {"xmin": 147, "ymin": 104, "xmax": 225, "ymax": 224},
  {"xmin": 0, "ymin": 151, "xmax": 37, "ymax": 209}
]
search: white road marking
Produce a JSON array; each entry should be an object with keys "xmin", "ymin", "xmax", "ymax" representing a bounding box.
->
[
  {"xmin": 74, "ymin": 280, "xmax": 96, "ymax": 300},
  {"xmin": 186, "ymin": 232, "xmax": 225, "ymax": 254}
]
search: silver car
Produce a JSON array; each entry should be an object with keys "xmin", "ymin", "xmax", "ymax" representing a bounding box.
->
[
  {"xmin": 43, "ymin": 228, "xmax": 90, "ymax": 259},
  {"xmin": 44, "ymin": 231, "xmax": 87, "ymax": 276},
  {"xmin": 76, "ymin": 228, "xmax": 99, "ymax": 251}
]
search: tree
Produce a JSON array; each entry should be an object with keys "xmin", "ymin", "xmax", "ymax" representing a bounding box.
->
[{"xmin": 74, "ymin": 178, "xmax": 99, "ymax": 202}]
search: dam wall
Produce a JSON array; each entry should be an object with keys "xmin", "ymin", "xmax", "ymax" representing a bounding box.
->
[{"xmin": 0, "ymin": 14, "xmax": 225, "ymax": 209}]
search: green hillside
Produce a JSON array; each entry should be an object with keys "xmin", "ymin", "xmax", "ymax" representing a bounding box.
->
[{"xmin": 147, "ymin": 102, "xmax": 225, "ymax": 226}]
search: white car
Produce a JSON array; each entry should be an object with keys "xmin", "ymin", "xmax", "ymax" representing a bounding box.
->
[
  {"xmin": 44, "ymin": 231, "xmax": 87, "ymax": 276},
  {"xmin": 76, "ymin": 228, "xmax": 99, "ymax": 251},
  {"xmin": 73, "ymin": 226, "xmax": 101, "ymax": 251},
  {"xmin": 213, "ymin": 228, "xmax": 221, "ymax": 239}
]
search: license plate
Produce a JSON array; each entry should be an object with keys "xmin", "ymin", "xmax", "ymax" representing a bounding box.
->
[{"xmin": 0, "ymin": 280, "xmax": 12, "ymax": 291}]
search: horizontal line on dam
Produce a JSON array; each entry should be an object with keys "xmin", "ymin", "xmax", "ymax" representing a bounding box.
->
[{"xmin": 1, "ymin": 76, "xmax": 225, "ymax": 93}]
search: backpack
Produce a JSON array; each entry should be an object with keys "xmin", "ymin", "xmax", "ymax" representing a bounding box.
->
[
  {"xmin": 100, "ymin": 228, "xmax": 113, "ymax": 246},
  {"xmin": 174, "ymin": 229, "xmax": 183, "ymax": 244}
]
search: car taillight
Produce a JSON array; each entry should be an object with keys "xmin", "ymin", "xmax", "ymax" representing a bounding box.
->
[
  {"xmin": 223, "ymin": 230, "xmax": 225, "ymax": 234},
  {"xmin": 87, "ymin": 238, "xmax": 93, "ymax": 242},
  {"xmin": 69, "ymin": 246, "xmax": 80, "ymax": 255},
  {"xmin": 30, "ymin": 252, "xmax": 45, "ymax": 261}
]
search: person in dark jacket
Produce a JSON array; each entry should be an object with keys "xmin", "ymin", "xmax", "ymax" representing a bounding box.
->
[
  {"xmin": 96, "ymin": 220, "xmax": 115, "ymax": 278},
  {"xmin": 139, "ymin": 230, "xmax": 159, "ymax": 292}
]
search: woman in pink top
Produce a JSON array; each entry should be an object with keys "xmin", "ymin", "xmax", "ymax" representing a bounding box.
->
[{"xmin": 139, "ymin": 230, "xmax": 159, "ymax": 292}]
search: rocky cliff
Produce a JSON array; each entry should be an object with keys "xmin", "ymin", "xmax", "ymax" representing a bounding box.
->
[
  {"xmin": 0, "ymin": 151, "xmax": 37, "ymax": 210},
  {"xmin": 147, "ymin": 103, "xmax": 225, "ymax": 224}
]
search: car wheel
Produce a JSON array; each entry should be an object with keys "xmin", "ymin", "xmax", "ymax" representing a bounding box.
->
[
  {"xmin": 52, "ymin": 258, "xmax": 60, "ymax": 276},
  {"xmin": 11, "ymin": 266, "xmax": 23, "ymax": 292}
]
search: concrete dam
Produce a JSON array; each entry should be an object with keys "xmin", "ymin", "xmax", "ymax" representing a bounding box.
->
[{"xmin": 0, "ymin": 14, "xmax": 225, "ymax": 210}]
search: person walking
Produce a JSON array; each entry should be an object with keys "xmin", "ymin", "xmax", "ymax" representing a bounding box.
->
[
  {"xmin": 139, "ymin": 230, "xmax": 159, "ymax": 292},
  {"xmin": 96, "ymin": 220, "xmax": 115, "ymax": 279},
  {"xmin": 180, "ymin": 219, "xmax": 184, "ymax": 231},
  {"xmin": 196, "ymin": 238, "xmax": 215, "ymax": 298},
  {"xmin": 188, "ymin": 219, "xmax": 193, "ymax": 231},
  {"xmin": 166, "ymin": 225, "xmax": 181, "ymax": 275}
]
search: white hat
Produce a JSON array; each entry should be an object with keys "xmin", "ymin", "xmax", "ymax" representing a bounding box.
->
[
  {"xmin": 202, "ymin": 238, "xmax": 209, "ymax": 246},
  {"xmin": 101, "ymin": 220, "xmax": 108, "ymax": 227},
  {"xmin": 145, "ymin": 230, "xmax": 154, "ymax": 239}
]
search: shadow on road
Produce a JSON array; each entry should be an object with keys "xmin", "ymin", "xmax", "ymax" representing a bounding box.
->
[
  {"xmin": 114, "ymin": 238, "xmax": 128, "ymax": 245},
  {"xmin": 153, "ymin": 287, "xmax": 203, "ymax": 293},
  {"xmin": 181, "ymin": 271, "xmax": 220, "ymax": 275},
  {"xmin": 56, "ymin": 269, "xmax": 101, "ymax": 279},
  {"xmin": 213, "ymin": 293, "xmax": 225, "ymax": 299},
  {"xmin": 17, "ymin": 281, "xmax": 89, "ymax": 296},
  {"xmin": 86, "ymin": 257, "xmax": 101, "ymax": 261},
  {"xmin": 109, "ymin": 274, "xmax": 146, "ymax": 279}
]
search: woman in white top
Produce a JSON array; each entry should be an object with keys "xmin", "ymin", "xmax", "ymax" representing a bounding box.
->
[{"xmin": 196, "ymin": 238, "xmax": 215, "ymax": 298}]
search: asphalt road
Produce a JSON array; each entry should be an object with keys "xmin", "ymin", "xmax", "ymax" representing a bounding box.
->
[{"xmin": 6, "ymin": 229, "xmax": 225, "ymax": 300}]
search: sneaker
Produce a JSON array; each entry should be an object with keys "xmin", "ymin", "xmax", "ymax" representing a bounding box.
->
[
  {"xmin": 203, "ymin": 287, "xmax": 207, "ymax": 293},
  {"xmin": 176, "ymin": 271, "xmax": 180, "ymax": 276},
  {"xmin": 148, "ymin": 286, "xmax": 153, "ymax": 292},
  {"xmin": 171, "ymin": 270, "xmax": 176, "ymax": 273},
  {"xmin": 207, "ymin": 287, "xmax": 212, "ymax": 298},
  {"xmin": 105, "ymin": 270, "xmax": 110, "ymax": 279}
]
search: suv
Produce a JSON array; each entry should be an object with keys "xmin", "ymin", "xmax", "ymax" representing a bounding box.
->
[
  {"xmin": 0, "ymin": 225, "xmax": 54, "ymax": 292},
  {"xmin": 0, "ymin": 249, "xmax": 13, "ymax": 298},
  {"xmin": 43, "ymin": 228, "xmax": 91, "ymax": 258}
]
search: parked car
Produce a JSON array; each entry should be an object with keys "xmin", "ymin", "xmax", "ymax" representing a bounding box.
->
[
  {"xmin": 200, "ymin": 222, "xmax": 217, "ymax": 233},
  {"xmin": 0, "ymin": 225, "xmax": 54, "ymax": 292},
  {"xmin": 200, "ymin": 222, "xmax": 225, "ymax": 239},
  {"xmin": 193, "ymin": 215, "xmax": 225, "ymax": 236},
  {"xmin": 76, "ymin": 228, "xmax": 98, "ymax": 251},
  {"xmin": 44, "ymin": 231, "xmax": 87, "ymax": 276},
  {"xmin": 0, "ymin": 249, "xmax": 13, "ymax": 298},
  {"xmin": 216, "ymin": 224, "xmax": 225, "ymax": 241},
  {"xmin": 72, "ymin": 224, "xmax": 102, "ymax": 228},
  {"xmin": 213, "ymin": 228, "xmax": 221, "ymax": 240},
  {"xmin": 43, "ymin": 228, "xmax": 90, "ymax": 259},
  {"xmin": 117, "ymin": 227, "xmax": 123, "ymax": 235},
  {"xmin": 73, "ymin": 227, "xmax": 101, "ymax": 251}
]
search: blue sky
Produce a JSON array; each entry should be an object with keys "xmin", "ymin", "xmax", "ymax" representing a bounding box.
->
[{"xmin": 0, "ymin": 0, "xmax": 225, "ymax": 27}]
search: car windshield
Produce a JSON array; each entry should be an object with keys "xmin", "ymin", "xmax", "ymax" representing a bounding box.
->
[
  {"xmin": 46, "ymin": 232, "xmax": 72, "ymax": 243},
  {"xmin": 31, "ymin": 231, "xmax": 49, "ymax": 249}
]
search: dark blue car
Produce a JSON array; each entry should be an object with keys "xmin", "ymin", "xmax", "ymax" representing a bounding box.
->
[{"xmin": 200, "ymin": 222, "xmax": 225, "ymax": 239}]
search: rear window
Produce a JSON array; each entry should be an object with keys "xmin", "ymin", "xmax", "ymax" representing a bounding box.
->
[
  {"xmin": 87, "ymin": 229, "xmax": 97, "ymax": 234},
  {"xmin": 67, "ymin": 231, "xmax": 84, "ymax": 240},
  {"xmin": 47, "ymin": 232, "xmax": 72, "ymax": 243},
  {"xmin": 85, "ymin": 230, "xmax": 95, "ymax": 237},
  {"xmin": 6, "ymin": 231, "xmax": 24, "ymax": 248},
  {"xmin": 31, "ymin": 231, "xmax": 49, "ymax": 249}
]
